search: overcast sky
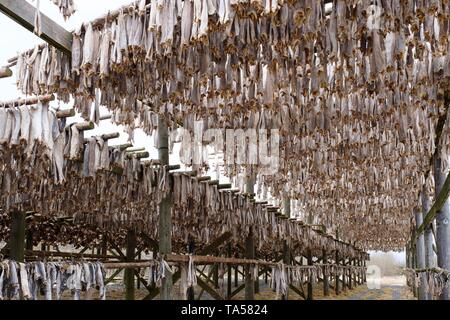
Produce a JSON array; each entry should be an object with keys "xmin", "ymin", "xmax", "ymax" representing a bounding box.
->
[{"xmin": 0, "ymin": 0, "xmax": 407, "ymax": 263}]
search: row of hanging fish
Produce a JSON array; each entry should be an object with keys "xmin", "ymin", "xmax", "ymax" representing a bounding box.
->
[
  {"xmin": 0, "ymin": 117, "xmax": 364, "ymax": 259},
  {"xmin": 0, "ymin": 260, "xmax": 105, "ymax": 300},
  {"xmin": 270, "ymin": 263, "xmax": 367, "ymax": 298},
  {"xmin": 405, "ymin": 268, "xmax": 450, "ymax": 299}
]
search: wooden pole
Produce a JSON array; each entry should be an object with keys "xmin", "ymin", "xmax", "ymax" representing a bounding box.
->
[
  {"xmin": 245, "ymin": 174, "xmax": 255, "ymax": 300},
  {"xmin": 307, "ymin": 249, "xmax": 313, "ymax": 300},
  {"xmin": 25, "ymin": 230, "xmax": 33, "ymax": 251},
  {"xmin": 422, "ymin": 193, "xmax": 434, "ymax": 269},
  {"xmin": 124, "ymin": 230, "xmax": 136, "ymax": 300},
  {"xmin": 363, "ymin": 258, "xmax": 367, "ymax": 283},
  {"xmin": 9, "ymin": 211, "xmax": 26, "ymax": 262},
  {"xmin": 323, "ymin": 248, "xmax": 330, "ymax": 296},
  {"xmin": 234, "ymin": 265, "xmax": 239, "ymax": 287},
  {"xmin": 213, "ymin": 263, "xmax": 219, "ymax": 289},
  {"xmin": 342, "ymin": 257, "xmax": 346, "ymax": 292},
  {"xmin": 335, "ymin": 251, "xmax": 340, "ymax": 295},
  {"xmin": 414, "ymin": 206, "xmax": 427, "ymax": 300},
  {"xmin": 187, "ymin": 236, "xmax": 195, "ymax": 300},
  {"xmin": 158, "ymin": 116, "xmax": 173, "ymax": 300},
  {"xmin": 433, "ymin": 154, "xmax": 450, "ymax": 300},
  {"xmin": 421, "ymin": 193, "xmax": 433, "ymax": 300},
  {"xmin": 227, "ymin": 244, "xmax": 232, "ymax": 299},
  {"xmin": 281, "ymin": 241, "xmax": 290, "ymax": 300},
  {"xmin": 245, "ymin": 229, "xmax": 255, "ymax": 300}
]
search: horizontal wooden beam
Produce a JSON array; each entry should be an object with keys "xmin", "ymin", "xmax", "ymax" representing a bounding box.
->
[
  {"xmin": 0, "ymin": 0, "xmax": 72, "ymax": 54},
  {"xmin": 0, "ymin": 94, "xmax": 54, "ymax": 107},
  {"xmin": 415, "ymin": 172, "xmax": 450, "ymax": 239}
]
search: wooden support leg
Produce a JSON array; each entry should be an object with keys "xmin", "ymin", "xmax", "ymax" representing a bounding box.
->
[
  {"xmin": 158, "ymin": 116, "xmax": 173, "ymax": 300},
  {"xmin": 187, "ymin": 237, "xmax": 195, "ymax": 300},
  {"xmin": 254, "ymin": 264, "xmax": 260, "ymax": 294},
  {"xmin": 323, "ymin": 249, "xmax": 329, "ymax": 296},
  {"xmin": 265, "ymin": 267, "xmax": 268, "ymax": 284},
  {"xmin": 415, "ymin": 201, "xmax": 427, "ymax": 300},
  {"xmin": 227, "ymin": 244, "xmax": 232, "ymax": 299},
  {"xmin": 434, "ymin": 155, "xmax": 450, "ymax": 300},
  {"xmin": 335, "ymin": 251, "xmax": 340, "ymax": 295},
  {"xmin": 245, "ymin": 229, "xmax": 255, "ymax": 300},
  {"xmin": 25, "ymin": 230, "xmax": 33, "ymax": 251},
  {"xmin": 124, "ymin": 230, "xmax": 136, "ymax": 300},
  {"xmin": 9, "ymin": 211, "xmax": 26, "ymax": 262},
  {"xmin": 307, "ymin": 249, "xmax": 313, "ymax": 300},
  {"xmin": 213, "ymin": 263, "xmax": 219, "ymax": 289},
  {"xmin": 281, "ymin": 240, "xmax": 290, "ymax": 300},
  {"xmin": 234, "ymin": 265, "xmax": 239, "ymax": 287},
  {"xmin": 349, "ymin": 258, "xmax": 353, "ymax": 290}
]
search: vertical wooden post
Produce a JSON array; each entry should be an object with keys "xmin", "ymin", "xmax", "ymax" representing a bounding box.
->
[
  {"xmin": 234, "ymin": 265, "xmax": 238, "ymax": 287},
  {"xmin": 9, "ymin": 211, "xmax": 26, "ymax": 262},
  {"xmin": 158, "ymin": 116, "xmax": 173, "ymax": 300},
  {"xmin": 245, "ymin": 230, "xmax": 255, "ymax": 300},
  {"xmin": 281, "ymin": 240, "xmax": 290, "ymax": 300},
  {"xmin": 245, "ymin": 175, "xmax": 255, "ymax": 300},
  {"xmin": 187, "ymin": 236, "xmax": 195, "ymax": 300},
  {"xmin": 335, "ymin": 251, "xmax": 340, "ymax": 295},
  {"xmin": 342, "ymin": 257, "xmax": 347, "ymax": 292},
  {"xmin": 264, "ymin": 267, "xmax": 268, "ymax": 284},
  {"xmin": 422, "ymin": 192, "xmax": 434, "ymax": 269},
  {"xmin": 307, "ymin": 249, "xmax": 313, "ymax": 300},
  {"xmin": 363, "ymin": 257, "xmax": 367, "ymax": 283},
  {"xmin": 323, "ymin": 248, "xmax": 329, "ymax": 296},
  {"xmin": 433, "ymin": 154, "xmax": 450, "ymax": 300},
  {"xmin": 124, "ymin": 230, "xmax": 136, "ymax": 300},
  {"xmin": 227, "ymin": 244, "xmax": 232, "ymax": 299},
  {"xmin": 414, "ymin": 205, "xmax": 427, "ymax": 300},
  {"xmin": 411, "ymin": 243, "xmax": 417, "ymax": 298},
  {"xmin": 213, "ymin": 263, "xmax": 219, "ymax": 289},
  {"xmin": 281, "ymin": 196, "xmax": 291, "ymax": 300},
  {"xmin": 254, "ymin": 264, "xmax": 260, "ymax": 294},
  {"xmin": 25, "ymin": 230, "xmax": 33, "ymax": 251},
  {"xmin": 421, "ymin": 192, "xmax": 433, "ymax": 300}
]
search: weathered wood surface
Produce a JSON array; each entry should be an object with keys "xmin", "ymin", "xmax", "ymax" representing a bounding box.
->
[
  {"xmin": 9, "ymin": 211, "xmax": 26, "ymax": 262},
  {"xmin": 0, "ymin": 66, "xmax": 12, "ymax": 78},
  {"xmin": 1, "ymin": 94, "xmax": 54, "ymax": 107},
  {"xmin": 0, "ymin": 0, "xmax": 72, "ymax": 54}
]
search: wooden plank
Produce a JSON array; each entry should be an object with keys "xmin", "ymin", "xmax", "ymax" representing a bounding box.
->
[{"xmin": 0, "ymin": 0, "xmax": 72, "ymax": 54}]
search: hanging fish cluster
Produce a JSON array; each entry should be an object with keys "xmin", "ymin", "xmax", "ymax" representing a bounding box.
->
[
  {"xmin": 405, "ymin": 268, "xmax": 450, "ymax": 299},
  {"xmin": 0, "ymin": 260, "xmax": 105, "ymax": 301},
  {"xmin": 49, "ymin": 0, "xmax": 76, "ymax": 19},
  {"xmin": 271, "ymin": 263, "xmax": 367, "ymax": 298},
  {"xmin": 0, "ymin": 116, "xmax": 363, "ymax": 259},
  {"xmin": 13, "ymin": 0, "xmax": 450, "ymax": 251}
]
